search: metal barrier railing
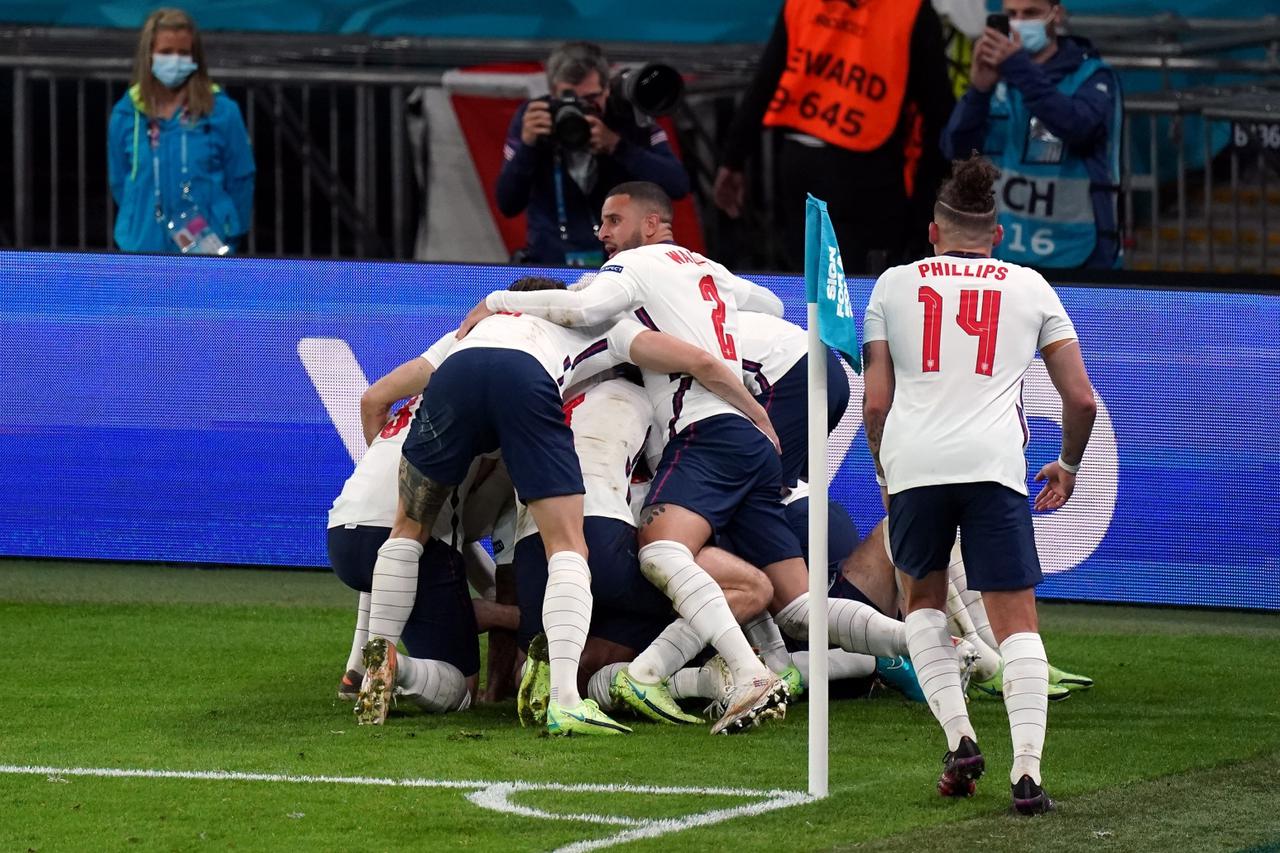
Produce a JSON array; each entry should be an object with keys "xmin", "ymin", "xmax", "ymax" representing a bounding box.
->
[
  {"xmin": 1122, "ymin": 87, "xmax": 1279, "ymax": 273},
  {"xmin": 1, "ymin": 58, "xmax": 435, "ymax": 258}
]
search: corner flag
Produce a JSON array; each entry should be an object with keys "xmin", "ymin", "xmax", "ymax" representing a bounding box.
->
[{"xmin": 804, "ymin": 194, "xmax": 861, "ymax": 375}]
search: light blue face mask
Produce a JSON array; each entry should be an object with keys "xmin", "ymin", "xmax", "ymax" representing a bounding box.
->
[
  {"xmin": 1011, "ymin": 18, "xmax": 1051, "ymax": 54},
  {"xmin": 152, "ymin": 54, "xmax": 199, "ymax": 88}
]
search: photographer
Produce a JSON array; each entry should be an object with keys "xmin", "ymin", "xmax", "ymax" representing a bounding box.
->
[
  {"xmin": 495, "ymin": 42, "xmax": 690, "ymax": 267},
  {"xmin": 940, "ymin": 0, "xmax": 1121, "ymax": 269}
]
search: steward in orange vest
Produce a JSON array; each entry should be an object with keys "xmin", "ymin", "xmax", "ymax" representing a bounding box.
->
[{"xmin": 715, "ymin": 0, "xmax": 954, "ymax": 273}]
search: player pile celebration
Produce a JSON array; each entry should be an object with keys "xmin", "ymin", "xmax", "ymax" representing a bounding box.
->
[{"xmin": 328, "ymin": 155, "xmax": 1098, "ymax": 817}]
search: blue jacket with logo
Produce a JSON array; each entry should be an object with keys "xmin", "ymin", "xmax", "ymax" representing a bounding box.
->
[
  {"xmin": 941, "ymin": 36, "xmax": 1120, "ymax": 268},
  {"xmin": 108, "ymin": 85, "xmax": 255, "ymax": 254}
]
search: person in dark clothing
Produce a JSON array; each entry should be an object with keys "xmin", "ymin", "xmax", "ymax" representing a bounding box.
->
[
  {"xmin": 495, "ymin": 42, "xmax": 691, "ymax": 267},
  {"xmin": 941, "ymin": 0, "xmax": 1121, "ymax": 269},
  {"xmin": 713, "ymin": 0, "xmax": 955, "ymax": 274}
]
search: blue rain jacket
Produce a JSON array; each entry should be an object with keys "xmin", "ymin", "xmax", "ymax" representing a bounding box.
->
[{"xmin": 108, "ymin": 84, "xmax": 255, "ymax": 253}]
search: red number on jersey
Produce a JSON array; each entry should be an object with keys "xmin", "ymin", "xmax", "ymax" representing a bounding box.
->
[
  {"xmin": 916, "ymin": 288, "xmax": 1003, "ymax": 376},
  {"xmin": 957, "ymin": 289, "xmax": 1002, "ymax": 376},
  {"xmin": 379, "ymin": 395, "xmax": 420, "ymax": 439},
  {"xmin": 918, "ymin": 286, "xmax": 943, "ymax": 372},
  {"xmin": 698, "ymin": 275, "xmax": 737, "ymax": 359},
  {"xmin": 562, "ymin": 393, "xmax": 586, "ymax": 426}
]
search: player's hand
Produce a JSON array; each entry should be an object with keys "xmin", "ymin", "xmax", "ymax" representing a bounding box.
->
[
  {"xmin": 456, "ymin": 300, "xmax": 495, "ymax": 339},
  {"xmin": 969, "ymin": 29, "xmax": 1006, "ymax": 92},
  {"xmin": 1033, "ymin": 460, "xmax": 1076, "ymax": 511},
  {"xmin": 520, "ymin": 101, "xmax": 553, "ymax": 146},
  {"xmin": 713, "ymin": 167, "xmax": 746, "ymax": 218},
  {"xmin": 586, "ymin": 115, "xmax": 620, "ymax": 155}
]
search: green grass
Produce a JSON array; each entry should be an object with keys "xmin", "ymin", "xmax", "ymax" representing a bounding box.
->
[{"xmin": 3, "ymin": 559, "xmax": 1279, "ymax": 852}]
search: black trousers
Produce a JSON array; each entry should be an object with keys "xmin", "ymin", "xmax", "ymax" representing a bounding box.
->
[{"xmin": 777, "ymin": 136, "xmax": 913, "ymax": 275}]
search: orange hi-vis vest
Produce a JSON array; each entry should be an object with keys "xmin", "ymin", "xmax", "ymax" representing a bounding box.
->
[{"xmin": 762, "ymin": 0, "xmax": 922, "ymax": 152}]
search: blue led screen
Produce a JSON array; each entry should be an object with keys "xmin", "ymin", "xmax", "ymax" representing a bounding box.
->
[{"xmin": 0, "ymin": 250, "xmax": 1275, "ymax": 610}]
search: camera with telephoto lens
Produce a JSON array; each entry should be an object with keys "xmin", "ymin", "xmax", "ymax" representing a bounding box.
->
[
  {"xmin": 546, "ymin": 91, "xmax": 598, "ymax": 150},
  {"xmin": 608, "ymin": 62, "xmax": 684, "ymax": 118},
  {"xmin": 545, "ymin": 62, "xmax": 685, "ymax": 151}
]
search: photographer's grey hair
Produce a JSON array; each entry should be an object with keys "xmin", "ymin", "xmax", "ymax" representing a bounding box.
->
[{"xmin": 546, "ymin": 42, "xmax": 611, "ymax": 91}]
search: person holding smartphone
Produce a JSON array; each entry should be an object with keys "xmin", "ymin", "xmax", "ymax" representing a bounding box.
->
[{"xmin": 939, "ymin": 0, "xmax": 1121, "ymax": 270}]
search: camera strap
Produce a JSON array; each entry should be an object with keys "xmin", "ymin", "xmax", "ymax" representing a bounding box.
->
[
  {"xmin": 553, "ymin": 152, "xmax": 599, "ymax": 242},
  {"xmin": 149, "ymin": 113, "xmax": 192, "ymax": 223}
]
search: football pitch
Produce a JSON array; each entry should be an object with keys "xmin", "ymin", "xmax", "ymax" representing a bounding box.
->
[{"xmin": 3, "ymin": 560, "xmax": 1278, "ymax": 852}]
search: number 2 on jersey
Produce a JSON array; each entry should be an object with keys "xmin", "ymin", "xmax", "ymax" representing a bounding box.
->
[
  {"xmin": 918, "ymin": 286, "xmax": 1002, "ymax": 376},
  {"xmin": 699, "ymin": 275, "xmax": 737, "ymax": 359}
]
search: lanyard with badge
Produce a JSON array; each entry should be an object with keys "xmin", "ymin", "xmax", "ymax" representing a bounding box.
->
[
  {"xmin": 553, "ymin": 153, "xmax": 603, "ymax": 268},
  {"xmin": 150, "ymin": 112, "xmax": 229, "ymax": 255}
]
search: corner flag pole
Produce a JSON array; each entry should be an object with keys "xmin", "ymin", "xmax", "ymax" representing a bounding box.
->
[{"xmin": 806, "ymin": 303, "xmax": 830, "ymax": 799}]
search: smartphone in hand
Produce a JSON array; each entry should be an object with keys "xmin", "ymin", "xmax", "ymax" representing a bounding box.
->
[{"xmin": 986, "ymin": 13, "xmax": 1010, "ymax": 36}]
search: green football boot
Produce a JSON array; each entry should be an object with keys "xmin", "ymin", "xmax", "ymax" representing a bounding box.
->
[
  {"xmin": 517, "ymin": 632, "xmax": 551, "ymax": 727},
  {"xmin": 610, "ymin": 666, "xmax": 702, "ymax": 725},
  {"xmin": 1048, "ymin": 662, "xmax": 1094, "ymax": 692},
  {"xmin": 969, "ymin": 661, "xmax": 1071, "ymax": 701},
  {"xmin": 779, "ymin": 663, "xmax": 805, "ymax": 701},
  {"xmin": 546, "ymin": 699, "xmax": 632, "ymax": 736}
]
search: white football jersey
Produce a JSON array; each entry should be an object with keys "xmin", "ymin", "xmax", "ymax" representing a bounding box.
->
[
  {"xmin": 516, "ymin": 378, "xmax": 652, "ymax": 542},
  {"xmin": 441, "ymin": 312, "xmax": 625, "ymax": 391},
  {"xmin": 327, "ymin": 330, "xmax": 510, "ymax": 546},
  {"xmin": 738, "ymin": 312, "xmax": 807, "ymax": 396},
  {"xmin": 488, "ymin": 243, "xmax": 785, "ymax": 439},
  {"xmin": 863, "ymin": 255, "xmax": 1076, "ymax": 496},
  {"xmin": 599, "ymin": 244, "xmax": 770, "ymax": 439}
]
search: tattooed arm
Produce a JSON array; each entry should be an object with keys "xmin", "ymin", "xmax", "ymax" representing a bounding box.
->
[{"xmin": 861, "ymin": 340, "xmax": 895, "ymax": 503}]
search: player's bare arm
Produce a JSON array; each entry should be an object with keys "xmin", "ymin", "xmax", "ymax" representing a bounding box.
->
[
  {"xmin": 360, "ymin": 355, "xmax": 435, "ymax": 446},
  {"xmin": 861, "ymin": 339, "xmax": 895, "ymax": 506},
  {"xmin": 1034, "ymin": 338, "xmax": 1098, "ymax": 511},
  {"xmin": 627, "ymin": 329, "xmax": 782, "ymax": 454},
  {"xmin": 459, "ymin": 276, "xmax": 635, "ymax": 338}
]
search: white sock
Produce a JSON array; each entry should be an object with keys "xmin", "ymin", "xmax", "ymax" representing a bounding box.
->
[
  {"xmin": 396, "ymin": 653, "xmax": 469, "ymax": 712},
  {"xmin": 346, "ymin": 591, "xmax": 371, "ymax": 674},
  {"xmin": 1001, "ymin": 632, "xmax": 1048, "ymax": 785},
  {"xmin": 368, "ymin": 538, "xmax": 423, "ymax": 647},
  {"xmin": 587, "ymin": 663, "xmax": 627, "ymax": 711},
  {"xmin": 668, "ymin": 666, "xmax": 709, "ymax": 700},
  {"xmin": 628, "ymin": 619, "xmax": 705, "ymax": 684},
  {"xmin": 792, "ymin": 648, "xmax": 876, "ymax": 684},
  {"xmin": 774, "ymin": 593, "xmax": 907, "ymax": 658},
  {"xmin": 905, "ymin": 608, "xmax": 975, "ymax": 751},
  {"xmin": 543, "ymin": 551, "xmax": 592, "ymax": 708},
  {"xmin": 743, "ymin": 613, "xmax": 792, "ymax": 674},
  {"xmin": 638, "ymin": 541, "xmax": 766, "ymax": 684},
  {"xmin": 946, "ymin": 581, "xmax": 1001, "ymax": 681},
  {"xmin": 948, "ymin": 558, "xmax": 999, "ymax": 651}
]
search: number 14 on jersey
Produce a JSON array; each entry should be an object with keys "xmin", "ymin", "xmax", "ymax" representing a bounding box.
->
[{"xmin": 918, "ymin": 286, "xmax": 1002, "ymax": 376}]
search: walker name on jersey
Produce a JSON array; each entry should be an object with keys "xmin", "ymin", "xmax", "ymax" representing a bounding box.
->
[{"xmin": 917, "ymin": 260, "xmax": 1009, "ymax": 280}]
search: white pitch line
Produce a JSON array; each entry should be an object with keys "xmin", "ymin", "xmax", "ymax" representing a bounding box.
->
[{"xmin": 0, "ymin": 764, "xmax": 817, "ymax": 851}]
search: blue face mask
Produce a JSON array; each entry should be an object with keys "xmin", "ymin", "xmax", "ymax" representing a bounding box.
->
[
  {"xmin": 1011, "ymin": 18, "xmax": 1051, "ymax": 54},
  {"xmin": 152, "ymin": 54, "xmax": 198, "ymax": 88}
]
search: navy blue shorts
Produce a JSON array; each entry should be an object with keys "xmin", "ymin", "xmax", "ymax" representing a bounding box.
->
[
  {"xmin": 718, "ymin": 495, "xmax": 858, "ymax": 580},
  {"xmin": 756, "ymin": 349, "xmax": 850, "ymax": 489},
  {"xmin": 402, "ymin": 347, "xmax": 584, "ymax": 502},
  {"xmin": 513, "ymin": 516, "xmax": 672, "ymax": 653},
  {"xmin": 326, "ymin": 525, "xmax": 481, "ymax": 675},
  {"xmin": 888, "ymin": 482, "xmax": 1043, "ymax": 592},
  {"xmin": 646, "ymin": 414, "xmax": 803, "ymax": 569}
]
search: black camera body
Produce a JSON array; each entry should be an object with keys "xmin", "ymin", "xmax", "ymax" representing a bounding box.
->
[
  {"xmin": 542, "ymin": 63, "xmax": 685, "ymax": 151},
  {"xmin": 545, "ymin": 91, "xmax": 600, "ymax": 150}
]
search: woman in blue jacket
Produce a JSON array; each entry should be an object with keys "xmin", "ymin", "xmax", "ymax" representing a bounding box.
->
[{"xmin": 108, "ymin": 8, "xmax": 255, "ymax": 254}]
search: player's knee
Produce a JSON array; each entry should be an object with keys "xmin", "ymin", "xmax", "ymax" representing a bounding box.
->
[
  {"xmin": 742, "ymin": 571, "xmax": 773, "ymax": 618},
  {"xmin": 638, "ymin": 540, "xmax": 695, "ymax": 588}
]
